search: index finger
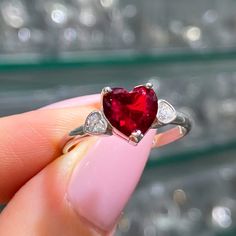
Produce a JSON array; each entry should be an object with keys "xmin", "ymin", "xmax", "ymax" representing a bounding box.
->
[{"xmin": 0, "ymin": 95, "xmax": 100, "ymax": 203}]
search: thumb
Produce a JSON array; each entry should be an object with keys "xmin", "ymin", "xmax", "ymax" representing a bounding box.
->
[{"xmin": 0, "ymin": 130, "xmax": 155, "ymax": 235}]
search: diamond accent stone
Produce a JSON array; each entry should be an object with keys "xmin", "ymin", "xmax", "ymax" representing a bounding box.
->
[
  {"xmin": 157, "ymin": 100, "xmax": 177, "ymax": 124},
  {"xmin": 84, "ymin": 111, "xmax": 108, "ymax": 134}
]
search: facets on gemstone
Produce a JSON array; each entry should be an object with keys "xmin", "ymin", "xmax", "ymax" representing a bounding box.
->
[
  {"xmin": 103, "ymin": 85, "xmax": 158, "ymax": 137},
  {"xmin": 84, "ymin": 111, "xmax": 108, "ymax": 134},
  {"xmin": 157, "ymin": 99, "xmax": 177, "ymax": 124}
]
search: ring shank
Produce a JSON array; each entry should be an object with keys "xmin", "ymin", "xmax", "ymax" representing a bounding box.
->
[
  {"xmin": 152, "ymin": 113, "xmax": 191, "ymax": 148},
  {"xmin": 63, "ymin": 113, "xmax": 191, "ymax": 153},
  {"xmin": 63, "ymin": 136, "xmax": 89, "ymax": 154}
]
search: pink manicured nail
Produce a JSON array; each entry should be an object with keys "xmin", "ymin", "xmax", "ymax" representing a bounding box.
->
[
  {"xmin": 67, "ymin": 130, "xmax": 155, "ymax": 231},
  {"xmin": 41, "ymin": 94, "xmax": 100, "ymax": 109}
]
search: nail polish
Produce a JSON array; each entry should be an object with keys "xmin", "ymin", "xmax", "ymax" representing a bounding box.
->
[{"xmin": 67, "ymin": 130, "xmax": 155, "ymax": 231}]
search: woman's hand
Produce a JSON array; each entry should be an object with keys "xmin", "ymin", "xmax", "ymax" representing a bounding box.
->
[{"xmin": 0, "ymin": 95, "xmax": 155, "ymax": 236}]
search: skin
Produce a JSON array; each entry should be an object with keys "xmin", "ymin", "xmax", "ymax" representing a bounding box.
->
[
  {"xmin": 0, "ymin": 95, "xmax": 156, "ymax": 236},
  {"xmin": 0, "ymin": 103, "xmax": 110, "ymax": 236}
]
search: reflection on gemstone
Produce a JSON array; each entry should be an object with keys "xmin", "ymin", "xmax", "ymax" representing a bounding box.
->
[{"xmin": 103, "ymin": 86, "xmax": 157, "ymax": 137}]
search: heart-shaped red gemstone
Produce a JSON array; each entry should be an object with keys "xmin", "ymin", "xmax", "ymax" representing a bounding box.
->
[{"xmin": 103, "ymin": 85, "xmax": 158, "ymax": 137}]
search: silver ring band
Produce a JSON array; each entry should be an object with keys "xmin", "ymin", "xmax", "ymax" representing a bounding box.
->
[
  {"xmin": 63, "ymin": 99, "xmax": 191, "ymax": 154},
  {"xmin": 152, "ymin": 112, "xmax": 191, "ymax": 148}
]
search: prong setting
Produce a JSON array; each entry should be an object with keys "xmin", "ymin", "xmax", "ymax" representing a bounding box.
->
[
  {"xmin": 66, "ymin": 81, "xmax": 192, "ymax": 153},
  {"xmin": 102, "ymin": 86, "xmax": 112, "ymax": 95},
  {"xmin": 145, "ymin": 82, "xmax": 153, "ymax": 89},
  {"xmin": 129, "ymin": 130, "xmax": 144, "ymax": 145}
]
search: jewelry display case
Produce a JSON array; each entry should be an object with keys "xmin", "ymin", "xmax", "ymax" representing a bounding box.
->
[
  {"xmin": 1, "ymin": 0, "xmax": 236, "ymax": 235},
  {"xmin": 1, "ymin": 0, "xmax": 236, "ymax": 61}
]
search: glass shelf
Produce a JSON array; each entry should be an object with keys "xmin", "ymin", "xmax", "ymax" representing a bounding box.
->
[{"xmin": 0, "ymin": 49, "xmax": 236, "ymax": 71}]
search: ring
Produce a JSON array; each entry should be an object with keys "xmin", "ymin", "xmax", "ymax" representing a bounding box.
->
[{"xmin": 63, "ymin": 83, "xmax": 191, "ymax": 154}]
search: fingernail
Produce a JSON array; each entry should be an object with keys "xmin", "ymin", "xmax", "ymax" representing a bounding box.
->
[
  {"xmin": 67, "ymin": 130, "xmax": 155, "ymax": 231},
  {"xmin": 41, "ymin": 94, "xmax": 100, "ymax": 109}
]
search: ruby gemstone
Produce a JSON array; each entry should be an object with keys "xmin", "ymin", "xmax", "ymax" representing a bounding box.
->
[{"xmin": 103, "ymin": 85, "xmax": 158, "ymax": 137}]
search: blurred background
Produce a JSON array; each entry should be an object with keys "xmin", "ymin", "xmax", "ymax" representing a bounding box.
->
[{"xmin": 1, "ymin": 0, "xmax": 236, "ymax": 235}]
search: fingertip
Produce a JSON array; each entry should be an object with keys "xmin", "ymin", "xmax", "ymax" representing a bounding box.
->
[
  {"xmin": 0, "ymin": 104, "xmax": 98, "ymax": 203},
  {"xmin": 67, "ymin": 130, "xmax": 155, "ymax": 231},
  {"xmin": 41, "ymin": 94, "xmax": 100, "ymax": 109}
]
